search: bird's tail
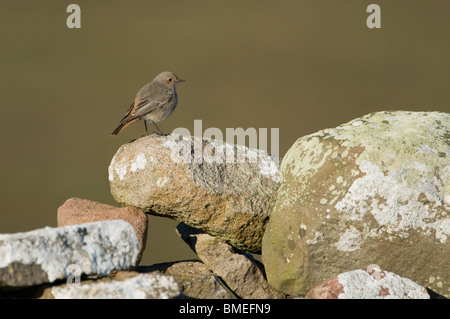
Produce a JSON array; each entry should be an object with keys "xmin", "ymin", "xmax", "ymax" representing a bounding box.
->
[{"xmin": 110, "ymin": 118, "xmax": 138, "ymax": 136}]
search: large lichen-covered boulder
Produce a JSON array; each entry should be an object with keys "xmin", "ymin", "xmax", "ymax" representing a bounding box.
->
[
  {"xmin": 109, "ymin": 134, "xmax": 280, "ymax": 253},
  {"xmin": 262, "ymin": 111, "xmax": 450, "ymax": 297}
]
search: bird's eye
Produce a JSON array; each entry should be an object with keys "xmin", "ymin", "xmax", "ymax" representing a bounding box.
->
[{"xmin": 168, "ymin": 78, "xmax": 173, "ymax": 82}]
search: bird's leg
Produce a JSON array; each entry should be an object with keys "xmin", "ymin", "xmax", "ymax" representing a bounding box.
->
[
  {"xmin": 144, "ymin": 121, "xmax": 149, "ymax": 135},
  {"xmin": 152, "ymin": 121, "xmax": 167, "ymax": 136}
]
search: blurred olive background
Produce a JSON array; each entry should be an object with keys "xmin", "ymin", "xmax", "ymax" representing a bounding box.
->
[{"xmin": 0, "ymin": 1, "xmax": 449, "ymax": 266}]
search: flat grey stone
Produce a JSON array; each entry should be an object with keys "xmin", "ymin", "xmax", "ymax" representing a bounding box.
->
[
  {"xmin": 51, "ymin": 273, "xmax": 180, "ymax": 299},
  {"xmin": 0, "ymin": 220, "xmax": 139, "ymax": 288}
]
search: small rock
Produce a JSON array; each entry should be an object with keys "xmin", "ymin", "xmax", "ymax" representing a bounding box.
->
[
  {"xmin": 306, "ymin": 266, "xmax": 430, "ymax": 299},
  {"xmin": 0, "ymin": 220, "xmax": 139, "ymax": 288},
  {"xmin": 262, "ymin": 111, "xmax": 450, "ymax": 296},
  {"xmin": 57, "ymin": 197, "xmax": 147, "ymax": 264},
  {"xmin": 51, "ymin": 273, "xmax": 180, "ymax": 299},
  {"xmin": 109, "ymin": 133, "xmax": 280, "ymax": 253},
  {"xmin": 176, "ymin": 223, "xmax": 285, "ymax": 299},
  {"xmin": 138, "ymin": 261, "xmax": 232, "ymax": 299}
]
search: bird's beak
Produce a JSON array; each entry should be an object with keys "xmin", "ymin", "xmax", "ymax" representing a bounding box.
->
[{"xmin": 177, "ymin": 79, "xmax": 185, "ymax": 83}]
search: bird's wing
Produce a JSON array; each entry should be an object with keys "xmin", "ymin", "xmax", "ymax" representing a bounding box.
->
[
  {"xmin": 120, "ymin": 95, "xmax": 146, "ymax": 122},
  {"xmin": 128, "ymin": 85, "xmax": 174, "ymax": 120},
  {"xmin": 119, "ymin": 101, "xmax": 137, "ymax": 123},
  {"xmin": 118, "ymin": 82, "xmax": 174, "ymax": 123}
]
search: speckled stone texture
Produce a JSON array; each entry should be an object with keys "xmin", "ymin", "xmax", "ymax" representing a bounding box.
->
[
  {"xmin": 0, "ymin": 220, "xmax": 139, "ymax": 288},
  {"xmin": 109, "ymin": 133, "xmax": 280, "ymax": 253},
  {"xmin": 306, "ymin": 266, "xmax": 429, "ymax": 299},
  {"xmin": 262, "ymin": 111, "xmax": 450, "ymax": 297},
  {"xmin": 138, "ymin": 261, "xmax": 232, "ymax": 299},
  {"xmin": 51, "ymin": 273, "xmax": 181, "ymax": 299},
  {"xmin": 176, "ymin": 223, "xmax": 286, "ymax": 299},
  {"xmin": 57, "ymin": 197, "xmax": 148, "ymax": 265}
]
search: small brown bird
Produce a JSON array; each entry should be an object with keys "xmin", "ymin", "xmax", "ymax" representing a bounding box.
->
[{"xmin": 111, "ymin": 71, "xmax": 184, "ymax": 136}]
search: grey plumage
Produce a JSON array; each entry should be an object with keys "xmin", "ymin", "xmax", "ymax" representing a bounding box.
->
[{"xmin": 111, "ymin": 71, "xmax": 184, "ymax": 136}]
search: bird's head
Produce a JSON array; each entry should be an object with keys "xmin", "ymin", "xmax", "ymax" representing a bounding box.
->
[{"xmin": 154, "ymin": 71, "xmax": 185, "ymax": 88}]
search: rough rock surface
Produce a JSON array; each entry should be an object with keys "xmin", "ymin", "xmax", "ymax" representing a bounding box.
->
[
  {"xmin": 57, "ymin": 197, "xmax": 148, "ymax": 264},
  {"xmin": 306, "ymin": 266, "xmax": 430, "ymax": 299},
  {"xmin": 138, "ymin": 261, "xmax": 232, "ymax": 299},
  {"xmin": 262, "ymin": 111, "xmax": 450, "ymax": 297},
  {"xmin": 177, "ymin": 223, "xmax": 285, "ymax": 299},
  {"xmin": 51, "ymin": 272, "xmax": 180, "ymax": 299},
  {"xmin": 0, "ymin": 220, "xmax": 139, "ymax": 288},
  {"xmin": 109, "ymin": 133, "xmax": 280, "ymax": 253}
]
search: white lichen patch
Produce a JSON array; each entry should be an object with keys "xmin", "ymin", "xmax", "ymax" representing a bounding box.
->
[
  {"xmin": 337, "ymin": 269, "xmax": 429, "ymax": 299},
  {"xmin": 108, "ymin": 148, "xmax": 129, "ymax": 181},
  {"xmin": 0, "ymin": 221, "xmax": 139, "ymax": 283},
  {"xmin": 161, "ymin": 133, "xmax": 281, "ymax": 182},
  {"xmin": 108, "ymin": 155, "xmax": 118, "ymax": 181},
  {"xmin": 306, "ymin": 231, "xmax": 324, "ymax": 245},
  {"xmin": 108, "ymin": 163, "xmax": 115, "ymax": 181},
  {"xmin": 52, "ymin": 273, "xmax": 179, "ymax": 299},
  {"xmin": 279, "ymin": 136, "xmax": 333, "ymax": 210},
  {"xmin": 162, "ymin": 133, "xmax": 192, "ymax": 151},
  {"xmin": 335, "ymin": 158, "xmax": 450, "ymax": 245},
  {"xmin": 445, "ymin": 196, "xmax": 450, "ymax": 206},
  {"xmin": 257, "ymin": 155, "xmax": 281, "ymax": 183},
  {"xmin": 114, "ymin": 164, "xmax": 127, "ymax": 181},
  {"xmin": 335, "ymin": 226, "xmax": 361, "ymax": 252},
  {"xmin": 130, "ymin": 153, "xmax": 147, "ymax": 172},
  {"xmin": 109, "ymin": 146, "xmax": 157, "ymax": 182},
  {"xmin": 156, "ymin": 176, "xmax": 170, "ymax": 188},
  {"xmin": 299, "ymin": 223, "xmax": 307, "ymax": 232},
  {"xmin": 415, "ymin": 144, "xmax": 439, "ymax": 155},
  {"xmin": 282, "ymin": 136, "xmax": 330, "ymax": 180}
]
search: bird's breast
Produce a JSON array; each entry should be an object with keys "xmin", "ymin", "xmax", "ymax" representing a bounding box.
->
[{"xmin": 143, "ymin": 93, "xmax": 178, "ymax": 123}]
